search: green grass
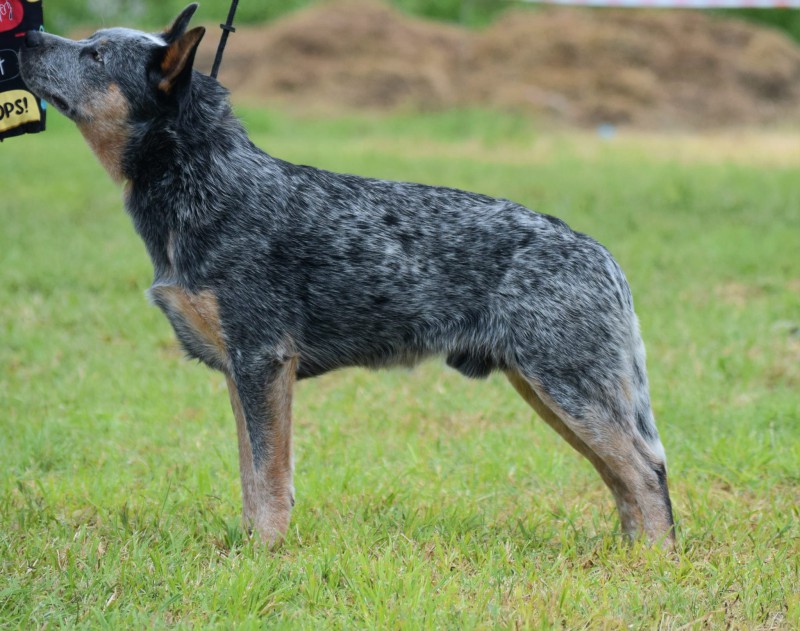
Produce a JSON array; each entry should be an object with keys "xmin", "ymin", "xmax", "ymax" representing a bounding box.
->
[{"xmin": 1, "ymin": 108, "xmax": 799, "ymax": 628}]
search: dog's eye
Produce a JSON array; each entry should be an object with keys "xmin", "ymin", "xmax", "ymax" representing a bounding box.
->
[{"xmin": 92, "ymin": 50, "xmax": 103, "ymax": 63}]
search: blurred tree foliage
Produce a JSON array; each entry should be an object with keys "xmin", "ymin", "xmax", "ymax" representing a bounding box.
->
[
  {"xmin": 44, "ymin": 0, "xmax": 307, "ymax": 34},
  {"xmin": 44, "ymin": 0, "xmax": 502, "ymax": 33},
  {"xmin": 44, "ymin": 0, "xmax": 800, "ymax": 43},
  {"xmin": 726, "ymin": 9, "xmax": 800, "ymax": 43}
]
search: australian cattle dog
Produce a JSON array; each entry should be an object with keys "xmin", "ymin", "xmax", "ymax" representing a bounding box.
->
[{"xmin": 20, "ymin": 4, "xmax": 675, "ymax": 547}]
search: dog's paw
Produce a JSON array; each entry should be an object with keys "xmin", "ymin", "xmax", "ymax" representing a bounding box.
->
[{"xmin": 243, "ymin": 502, "xmax": 292, "ymax": 548}]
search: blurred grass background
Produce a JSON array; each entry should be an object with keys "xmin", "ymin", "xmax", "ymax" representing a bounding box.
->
[{"xmin": 1, "ymin": 107, "xmax": 799, "ymax": 627}]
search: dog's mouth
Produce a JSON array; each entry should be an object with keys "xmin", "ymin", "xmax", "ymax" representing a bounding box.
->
[
  {"xmin": 35, "ymin": 88, "xmax": 76, "ymax": 118},
  {"xmin": 49, "ymin": 94, "xmax": 70, "ymax": 113},
  {"xmin": 20, "ymin": 74, "xmax": 72, "ymax": 116}
]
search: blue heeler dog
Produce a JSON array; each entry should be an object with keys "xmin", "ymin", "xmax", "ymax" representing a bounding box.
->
[{"xmin": 20, "ymin": 5, "xmax": 675, "ymax": 548}]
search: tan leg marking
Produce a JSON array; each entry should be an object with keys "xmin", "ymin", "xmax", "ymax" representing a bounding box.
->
[
  {"xmin": 226, "ymin": 376, "xmax": 259, "ymax": 524},
  {"xmin": 506, "ymin": 370, "xmax": 645, "ymax": 538},
  {"xmin": 149, "ymin": 285, "xmax": 229, "ymax": 371},
  {"xmin": 507, "ymin": 370, "xmax": 674, "ymax": 547},
  {"xmin": 228, "ymin": 342, "xmax": 297, "ymax": 546},
  {"xmin": 251, "ymin": 349, "xmax": 297, "ymax": 545}
]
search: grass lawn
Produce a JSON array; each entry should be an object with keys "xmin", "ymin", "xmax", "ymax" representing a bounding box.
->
[{"xmin": 1, "ymin": 109, "xmax": 798, "ymax": 628}]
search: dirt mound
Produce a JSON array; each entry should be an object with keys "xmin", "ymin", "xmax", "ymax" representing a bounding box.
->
[
  {"xmin": 195, "ymin": 0, "xmax": 800, "ymax": 127},
  {"xmin": 472, "ymin": 8, "xmax": 800, "ymax": 127},
  {"xmin": 197, "ymin": 1, "xmax": 468, "ymax": 111}
]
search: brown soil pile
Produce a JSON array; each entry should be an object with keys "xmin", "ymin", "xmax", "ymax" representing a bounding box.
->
[
  {"xmin": 195, "ymin": 0, "xmax": 800, "ymax": 127},
  {"xmin": 197, "ymin": 1, "xmax": 468, "ymax": 111}
]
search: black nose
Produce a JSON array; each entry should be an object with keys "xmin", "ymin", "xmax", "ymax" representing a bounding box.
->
[{"xmin": 25, "ymin": 30, "xmax": 44, "ymax": 48}]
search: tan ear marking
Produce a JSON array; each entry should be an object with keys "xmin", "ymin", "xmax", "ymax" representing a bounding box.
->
[{"xmin": 158, "ymin": 26, "xmax": 205, "ymax": 94}]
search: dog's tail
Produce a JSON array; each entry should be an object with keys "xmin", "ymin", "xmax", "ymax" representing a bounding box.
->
[
  {"xmin": 601, "ymin": 251, "xmax": 667, "ymax": 469},
  {"xmin": 628, "ymin": 316, "xmax": 667, "ymax": 464},
  {"xmin": 630, "ymin": 317, "xmax": 675, "ymax": 534}
]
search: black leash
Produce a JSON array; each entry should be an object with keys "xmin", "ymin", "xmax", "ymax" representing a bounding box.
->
[{"xmin": 210, "ymin": 0, "xmax": 239, "ymax": 79}]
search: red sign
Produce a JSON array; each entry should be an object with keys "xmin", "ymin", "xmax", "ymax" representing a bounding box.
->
[{"xmin": 0, "ymin": 0, "xmax": 23, "ymax": 34}]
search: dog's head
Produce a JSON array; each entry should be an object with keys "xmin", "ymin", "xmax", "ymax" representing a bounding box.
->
[{"xmin": 20, "ymin": 4, "xmax": 206, "ymax": 181}]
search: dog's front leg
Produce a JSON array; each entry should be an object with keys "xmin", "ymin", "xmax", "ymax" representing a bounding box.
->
[{"xmin": 226, "ymin": 346, "xmax": 297, "ymax": 546}]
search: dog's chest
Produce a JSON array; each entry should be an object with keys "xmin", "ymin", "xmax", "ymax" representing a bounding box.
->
[{"xmin": 148, "ymin": 283, "xmax": 230, "ymax": 373}]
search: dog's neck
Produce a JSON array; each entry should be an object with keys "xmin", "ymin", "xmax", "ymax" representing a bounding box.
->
[
  {"xmin": 77, "ymin": 83, "xmax": 132, "ymax": 184},
  {"xmin": 121, "ymin": 73, "xmax": 286, "ymax": 279}
]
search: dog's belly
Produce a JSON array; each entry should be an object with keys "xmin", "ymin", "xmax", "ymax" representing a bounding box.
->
[{"xmin": 294, "ymin": 345, "xmax": 433, "ymax": 380}]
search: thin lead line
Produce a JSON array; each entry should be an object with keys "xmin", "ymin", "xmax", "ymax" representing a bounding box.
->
[{"xmin": 211, "ymin": 0, "xmax": 240, "ymax": 79}]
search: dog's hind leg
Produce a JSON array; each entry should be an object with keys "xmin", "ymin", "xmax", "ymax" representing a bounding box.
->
[
  {"xmin": 506, "ymin": 369, "xmax": 675, "ymax": 547},
  {"xmin": 506, "ymin": 371, "xmax": 644, "ymax": 537},
  {"xmin": 227, "ymin": 342, "xmax": 297, "ymax": 546}
]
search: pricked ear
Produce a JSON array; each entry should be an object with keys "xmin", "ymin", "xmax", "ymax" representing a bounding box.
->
[
  {"xmin": 163, "ymin": 3, "xmax": 199, "ymax": 44},
  {"xmin": 157, "ymin": 26, "xmax": 205, "ymax": 95}
]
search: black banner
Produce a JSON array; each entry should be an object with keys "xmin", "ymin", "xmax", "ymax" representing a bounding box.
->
[{"xmin": 0, "ymin": 0, "xmax": 45, "ymax": 141}]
